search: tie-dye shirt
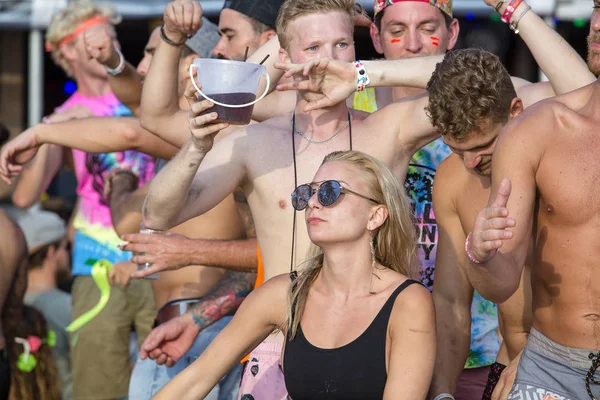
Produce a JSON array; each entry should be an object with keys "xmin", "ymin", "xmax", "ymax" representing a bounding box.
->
[
  {"xmin": 54, "ymin": 92, "xmax": 155, "ymax": 276},
  {"xmin": 353, "ymin": 89, "xmax": 500, "ymax": 368}
]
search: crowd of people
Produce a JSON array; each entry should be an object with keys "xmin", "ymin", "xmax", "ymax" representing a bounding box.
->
[{"xmin": 0, "ymin": 0, "xmax": 598, "ymax": 399}]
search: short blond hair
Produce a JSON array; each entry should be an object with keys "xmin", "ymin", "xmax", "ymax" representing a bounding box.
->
[
  {"xmin": 45, "ymin": 0, "xmax": 120, "ymax": 77},
  {"xmin": 276, "ymin": 0, "xmax": 359, "ymax": 50}
]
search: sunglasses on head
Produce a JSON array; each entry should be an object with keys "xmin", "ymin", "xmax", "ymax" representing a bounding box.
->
[{"xmin": 291, "ymin": 180, "xmax": 379, "ymax": 211}]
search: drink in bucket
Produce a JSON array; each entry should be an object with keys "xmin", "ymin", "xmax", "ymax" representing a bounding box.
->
[{"xmin": 189, "ymin": 58, "xmax": 270, "ymax": 125}]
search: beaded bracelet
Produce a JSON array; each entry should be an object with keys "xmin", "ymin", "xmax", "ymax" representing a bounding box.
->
[
  {"xmin": 353, "ymin": 60, "xmax": 370, "ymax": 92},
  {"xmin": 465, "ymin": 232, "xmax": 498, "ymax": 264}
]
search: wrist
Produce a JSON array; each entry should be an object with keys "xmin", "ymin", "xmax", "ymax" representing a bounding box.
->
[
  {"xmin": 105, "ymin": 49, "xmax": 121, "ymax": 69},
  {"xmin": 160, "ymin": 23, "xmax": 187, "ymax": 47}
]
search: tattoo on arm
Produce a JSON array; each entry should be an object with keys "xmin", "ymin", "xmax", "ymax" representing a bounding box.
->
[{"xmin": 190, "ymin": 270, "xmax": 256, "ymax": 330}]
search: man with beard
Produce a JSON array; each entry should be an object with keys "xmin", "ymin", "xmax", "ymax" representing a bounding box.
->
[{"xmin": 467, "ymin": 2, "xmax": 600, "ymax": 398}]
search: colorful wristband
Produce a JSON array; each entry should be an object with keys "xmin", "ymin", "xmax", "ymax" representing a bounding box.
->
[
  {"xmin": 353, "ymin": 60, "xmax": 370, "ymax": 92},
  {"xmin": 465, "ymin": 232, "xmax": 497, "ymax": 264},
  {"xmin": 509, "ymin": 5, "xmax": 531, "ymax": 34},
  {"xmin": 501, "ymin": 0, "xmax": 524, "ymax": 24}
]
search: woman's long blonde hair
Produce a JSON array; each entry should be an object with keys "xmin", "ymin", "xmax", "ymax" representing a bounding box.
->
[{"xmin": 286, "ymin": 151, "xmax": 418, "ymax": 339}]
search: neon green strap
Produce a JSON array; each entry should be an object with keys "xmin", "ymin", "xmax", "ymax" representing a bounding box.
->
[{"xmin": 66, "ymin": 259, "xmax": 114, "ymax": 333}]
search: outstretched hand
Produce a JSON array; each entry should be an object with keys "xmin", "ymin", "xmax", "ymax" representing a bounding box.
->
[
  {"xmin": 184, "ymin": 85, "xmax": 230, "ymax": 153},
  {"xmin": 140, "ymin": 313, "xmax": 200, "ymax": 367},
  {"xmin": 274, "ymin": 58, "xmax": 357, "ymax": 112},
  {"xmin": 163, "ymin": 0, "xmax": 204, "ymax": 44},
  {"xmin": 470, "ymin": 178, "xmax": 515, "ymax": 263}
]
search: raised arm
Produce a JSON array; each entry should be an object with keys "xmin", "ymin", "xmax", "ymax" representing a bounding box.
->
[
  {"xmin": 428, "ymin": 160, "xmax": 474, "ymax": 398},
  {"xmin": 142, "ymin": 106, "xmax": 246, "ymax": 230},
  {"xmin": 83, "ymin": 22, "xmax": 144, "ymax": 115},
  {"xmin": 151, "ymin": 274, "xmax": 286, "ymax": 400},
  {"xmin": 467, "ymin": 106, "xmax": 545, "ymax": 303},
  {"xmin": 490, "ymin": 0, "xmax": 595, "ymax": 97},
  {"xmin": 384, "ymin": 283, "xmax": 436, "ymax": 399}
]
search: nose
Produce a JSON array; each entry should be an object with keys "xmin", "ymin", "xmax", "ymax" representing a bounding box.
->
[
  {"xmin": 307, "ymin": 189, "xmax": 321, "ymax": 210},
  {"xmin": 136, "ymin": 56, "xmax": 150, "ymax": 76},
  {"xmin": 405, "ymin": 31, "xmax": 423, "ymax": 54},
  {"xmin": 211, "ymin": 37, "xmax": 227, "ymax": 59},
  {"xmin": 463, "ymin": 152, "xmax": 482, "ymax": 170},
  {"xmin": 592, "ymin": 8, "xmax": 600, "ymax": 33}
]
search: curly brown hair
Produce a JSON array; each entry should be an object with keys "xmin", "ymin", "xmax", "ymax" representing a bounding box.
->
[{"xmin": 425, "ymin": 49, "xmax": 516, "ymax": 141}]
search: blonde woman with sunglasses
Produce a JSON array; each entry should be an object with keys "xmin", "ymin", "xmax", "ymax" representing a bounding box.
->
[{"xmin": 152, "ymin": 150, "xmax": 435, "ymax": 400}]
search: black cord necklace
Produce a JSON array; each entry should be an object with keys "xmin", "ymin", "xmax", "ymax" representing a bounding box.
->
[{"xmin": 290, "ymin": 111, "xmax": 353, "ymax": 272}]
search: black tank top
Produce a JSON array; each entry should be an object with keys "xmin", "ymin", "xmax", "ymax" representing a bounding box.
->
[{"xmin": 283, "ymin": 279, "xmax": 421, "ymax": 400}]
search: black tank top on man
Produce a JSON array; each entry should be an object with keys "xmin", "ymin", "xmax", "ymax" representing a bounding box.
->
[{"xmin": 283, "ymin": 279, "xmax": 422, "ymax": 400}]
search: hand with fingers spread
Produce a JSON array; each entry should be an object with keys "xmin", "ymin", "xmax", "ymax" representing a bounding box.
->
[
  {"xmin": 108, "ymin": 261, "xmax": 137, "ymax": 287},
  {"xmin": 140, "ymin": 313, "xmax": 200, "ymax": 367},
  {"xmin": 83, "ymin": 23, "xmax": 120, "ymax": 67},
  {"xmin": 470, "ymin": 178, "xmax": 516, "ymax": 263},
  {"xmin": 119, "ymin": 232, "xmax": 193, "ymax": 278},
  {"xmin": 163, "ymin": 0, "xmax": 204, "ymax": 44},
  {"xmin": 274, "ymin": 58, "xmax": 358, "ymax": 112},
  {"xmin": 185, "ymin": 85, "xmax": 230, "ymax": 153}
]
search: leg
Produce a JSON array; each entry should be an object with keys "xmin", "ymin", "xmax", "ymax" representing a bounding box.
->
[{"xmin": 71, "ymin": 276, "xmax": 133, "ymax": 400}]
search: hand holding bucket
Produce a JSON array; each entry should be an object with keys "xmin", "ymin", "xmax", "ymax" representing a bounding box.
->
[{"xmin": 189, "ymin": 58, "xmax": 270, "ymax": 125}]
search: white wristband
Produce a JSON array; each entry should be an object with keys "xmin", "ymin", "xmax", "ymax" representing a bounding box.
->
[
  {"xmin": 105, "ymin": 47, "xmax": 125, "ymax": 76},
  {"xmin": 353, "ymin": 60, "xmax": 370, "ymax": 92},
  {"xmin": 433, "ymin": 394, "xmax": 456, "ymax": 400}
]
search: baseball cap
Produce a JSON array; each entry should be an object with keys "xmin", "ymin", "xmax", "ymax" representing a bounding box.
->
[
  {"xmin": 223, "ymin": 0, "xmax": 285, "ymax": 29},
  {"xmin": 374, "ymin": 0, "xmax": 453, "ymax": 19},
  {"xmin": 16, "ymin": 209, "xmax": 67, "ymax": 254},
  {"xmin": 185, "ymin": 17, "xmax": 221, "ymax": 58}
]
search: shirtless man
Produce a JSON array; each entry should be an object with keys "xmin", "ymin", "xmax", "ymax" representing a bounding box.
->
[
  {"xmin": 138, "ymin": 0, "xmax": 592, "ymax": 397},
  {"xmin": 428, "ymin": 48, "xmax": 589, "ymax": 400},
  {"xmin": 466, "ymin": 3, "xmax": 600, "ymax": 398},
  {"xmin": 0, "ymin": 211, "xmax": 28, "ymax": 400}
]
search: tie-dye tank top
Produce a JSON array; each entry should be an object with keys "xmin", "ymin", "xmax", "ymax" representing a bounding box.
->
[
  {"xmin": 353, "ymin": 89, "xmax": 500, "ymax": 368},
  {"xmin": 54, "ymin": 92, "xmax": 155, "ymax": 276}
]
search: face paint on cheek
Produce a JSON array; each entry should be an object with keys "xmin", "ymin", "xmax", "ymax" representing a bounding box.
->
[
  {"xmin": 390, "ymin": 39, "xmax": 401, "ymax": 44},
  {"xmin": 431, "ymin": 36, "xmax": 440, "ymax": 46}
]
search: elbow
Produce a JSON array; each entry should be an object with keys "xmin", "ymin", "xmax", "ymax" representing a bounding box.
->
[
  {"xmin": 12, "ymin": 190, "xmax": 37, "ymax": 209},
  {"xmin": 141, "ymin": 205, "xmax": 174, "ymax": 231},
  {"xmin": 121, "ymin": 124, "xmax": 143, "ymax": 150},
  {"xmin": 475, "ymin": 283, "xmax": 518, "ymax": 305}
]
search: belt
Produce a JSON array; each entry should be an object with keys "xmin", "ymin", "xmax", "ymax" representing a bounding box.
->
[{"xmin": 155, "ymin": 297, "xmax": 203, "ymax": 326}]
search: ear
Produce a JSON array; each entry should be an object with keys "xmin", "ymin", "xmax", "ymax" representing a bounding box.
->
[
  {"xmin": 278, "ymin": 47, "xmax": 291, "ymax": 64},
  {"xmin": 260, "ymin": 30, "xmax": 277, "ymax": 45},
  {"xmin": 446, "ymin": 18, "xmax": 460, "ymax": 50},
  {"xmin": 369, "ymin": 23, "xmax": 384, "ymax": 55},
  {"xmin": 368, "ymin": 205, "xmax": 388, "ymax": 232},
  {"xmin": 60, "ymin": 43, "xmax": 78, "ymax": 62},
  {"xmin": 509, "ymin": 97, "xmax": 524, "ymax": 119}
]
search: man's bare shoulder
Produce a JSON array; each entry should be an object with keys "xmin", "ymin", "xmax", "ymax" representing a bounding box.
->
[
  {"xmin": 434, "ymin": 153, "xmax": 466, "ymax": 197},
  {"xmin": 502, "ymin": 97, "xmax": 567, "ymax": 142}
]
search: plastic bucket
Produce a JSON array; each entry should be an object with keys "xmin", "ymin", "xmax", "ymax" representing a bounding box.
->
[{"xmin": 189, "ymin": 58, "xmax": 270, "ymax": 125}]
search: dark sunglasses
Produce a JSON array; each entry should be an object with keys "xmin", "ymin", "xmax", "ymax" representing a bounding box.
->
[{"xmin": 291, "ymin": 180, "xmax": 379, "ymax": 211}]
